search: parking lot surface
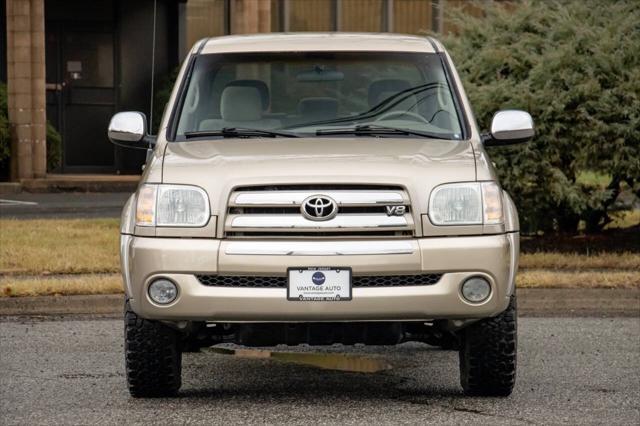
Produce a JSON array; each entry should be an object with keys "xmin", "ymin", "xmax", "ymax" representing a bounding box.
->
[
  {"xmin": 0, "ymin": 193, "xmax": 129, "ymax": 219},
  {"xmin": 1, "ymin": 316, "xmax": 639, "ymax": 425}
]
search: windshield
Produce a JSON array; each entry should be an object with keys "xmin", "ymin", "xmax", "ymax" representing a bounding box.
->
[{"xmin": 174, "ymin": 52, "xmax": 464, "ymax": 140}]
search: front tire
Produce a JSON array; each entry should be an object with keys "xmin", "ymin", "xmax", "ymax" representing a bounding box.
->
[
  {"xmin": 124, "ymin": 300, "xmax": 182, "ymax": 397},
  {"xmin": 459, "ymin": 295, "xmax": 517, "ymax": 396}
]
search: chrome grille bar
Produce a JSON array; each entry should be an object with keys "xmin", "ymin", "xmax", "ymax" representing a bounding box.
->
[
  {"xmin": 231, "ymin": 190, "xmax": 407, "ymax": 207},
  {"xmin": 227, "ymin": 214, "xmax": 411, "ymax": 231}
]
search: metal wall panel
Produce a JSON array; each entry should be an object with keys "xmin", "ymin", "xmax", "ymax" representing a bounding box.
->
[
  {"xmin": 185, "ymin": 0, "xmax": 226, "ymax": 48},
  {"xmin": 289, "ymin": 0, "xmax": 335, "ymax": 31},
  {"xmin": 394, "ymin": 0, "xmax": 433, "ymax": 34},
  {"xmin": 340, "ymin": 0, "xmax": 383, "ymax": 32}
]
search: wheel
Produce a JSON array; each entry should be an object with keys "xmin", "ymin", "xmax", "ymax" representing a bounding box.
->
[
  {"xmin": 124, "ymin": 300, "xmax": 182, "ymax": 397},
  {"xmin": 459, "ymin": 295, "xmax": 517, "ymax": 396}
]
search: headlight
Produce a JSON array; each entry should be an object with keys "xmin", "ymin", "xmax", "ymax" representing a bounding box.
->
[
  {"xmin": 135, "ymin": 184, "xmax": 210, "ymax": 227},
  {"xmin": 429, "ymin": 182, "xmax": 503, "ymax": 226}
]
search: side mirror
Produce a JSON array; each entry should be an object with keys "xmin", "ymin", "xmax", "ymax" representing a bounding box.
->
[
  {"xmin": 107, "ymin": 112, "xmax": 155, "ymax": 149},
  {"xmin": 483, "ymin": 110, "xmax": 534, "ymax": 146}
]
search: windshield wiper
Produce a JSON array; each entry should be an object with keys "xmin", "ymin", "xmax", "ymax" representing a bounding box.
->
[
  {"xmin": 315, "ymin": 124, "xmax": 456, "ymax": 140},
  {"xmin": 184, "ymin": 127, "xmax": 299, "ymax": 139},
  {"xmin": 284, "ymin": 82, "xmax": 449, "ymax": 130}
]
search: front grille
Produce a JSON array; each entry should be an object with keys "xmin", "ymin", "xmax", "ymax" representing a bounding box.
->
[
  {"xmin": 225, "ymin": 184, "xmax": 414, "ymax": 238},
  {"xmin": 198, "ymin": 275, "xmax": 286, "ymax": 288},
  {"xmin": 351, "ymin": 274, "xmax": 442, "ymax": 287},
  {"xmin": 196, "ymin": 274, "xmax": 442, "ymax": 288}
]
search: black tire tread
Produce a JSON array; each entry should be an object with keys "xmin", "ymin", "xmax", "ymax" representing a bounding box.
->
[
  {"xmin": 459, "ymin": 294, "xmax": 517, "ymax": 396},
  {"xmin": 124, "ymin": 300, "xmax": 182, "ymax": 397}
]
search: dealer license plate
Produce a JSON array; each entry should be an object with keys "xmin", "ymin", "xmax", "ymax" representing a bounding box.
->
[{"xmin": 287, "ymin": 267, "xmax": 352, "ymax": 301}]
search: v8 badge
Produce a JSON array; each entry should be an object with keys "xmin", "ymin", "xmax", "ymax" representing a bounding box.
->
[{"xmin": 385, "ymin": 205, "xmax": 406, "ymax": 216}]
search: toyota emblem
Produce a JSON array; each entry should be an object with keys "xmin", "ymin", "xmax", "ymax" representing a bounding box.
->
[{"xmin": 301, "ymin": 195, "xmax": 338, "ymax": 221}]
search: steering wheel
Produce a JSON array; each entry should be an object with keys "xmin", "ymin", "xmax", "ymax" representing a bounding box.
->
[{"xmin": 374, "ymin": 110, "xmax": 430, "ymax": 124}]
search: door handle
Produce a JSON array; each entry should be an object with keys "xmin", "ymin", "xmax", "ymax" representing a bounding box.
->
[{"xmin": 45, "ymin": 83, "xmax": 63, "ymax": 91}]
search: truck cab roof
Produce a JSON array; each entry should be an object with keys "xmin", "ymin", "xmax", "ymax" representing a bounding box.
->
[{"xmin": 198, "ymin": 32, "xmax": 443, "ymax": 55}]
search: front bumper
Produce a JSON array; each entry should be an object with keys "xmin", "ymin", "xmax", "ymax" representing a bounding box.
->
[{"xmin": 121, "ymin": 234, "xmax": 518, "ymax": 322}]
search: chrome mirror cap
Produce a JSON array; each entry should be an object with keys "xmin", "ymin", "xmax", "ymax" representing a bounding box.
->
[
  {"xmin": 108, "ymin": 112, "xmax": 147, "ymax": 144},
  {"xmin": 489, "ymin": 110, "xmax": 534, "ymax": 144}
]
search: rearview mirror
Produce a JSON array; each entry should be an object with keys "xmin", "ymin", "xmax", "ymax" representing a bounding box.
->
[
  {"xmin": 483, "ymin": 110, "xmax": 534, "ymax": 146},
  {"xmin": 107, "ymin": 112, "xmax": 155, "ymax": 149},
  {"xmin": 297, "ymin": 66, "xmax": 344, "ymax": 82}
]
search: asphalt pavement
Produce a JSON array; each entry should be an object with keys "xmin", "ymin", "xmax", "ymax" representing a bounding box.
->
[
  {"xmin": 0, "ymin": 193, "xmax": 130, "ymax": 219},
  {"xmin": 1, "ymin": 316, "xmax": 639, "ymax": 425}
]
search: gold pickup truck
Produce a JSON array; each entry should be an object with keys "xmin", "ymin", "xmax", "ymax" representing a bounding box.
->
[{"xmin": 109, "ymin": 33, "xmax": 533, "ymax": 398}]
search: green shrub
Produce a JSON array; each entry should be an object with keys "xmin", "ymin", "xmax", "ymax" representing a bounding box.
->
[
  {"xmin": 440, "ymin": 0, "xmax": 640, "ymax": 233},
  {"xmin": 0, "ymin": 83, "xmax": 63, "ymax": 176}
]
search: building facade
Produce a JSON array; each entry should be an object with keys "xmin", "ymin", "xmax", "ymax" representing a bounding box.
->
[{"xmin": 2, "ymin": 0, "xmax": 479, "ymax": 181}]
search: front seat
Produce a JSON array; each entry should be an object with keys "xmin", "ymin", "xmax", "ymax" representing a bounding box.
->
[
  {"xmin": 199, "ymin": 85, "xmax": 280, "ymax": 130},
  {"xmin": 225, "ymin": 79, "xmax": 270, "ymax": 112}
]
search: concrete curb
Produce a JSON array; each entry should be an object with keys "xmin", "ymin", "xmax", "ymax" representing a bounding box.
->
[
  {"xmin": 1, "ymin": 174, "xmax": 141, "ymax": 194},
  {"xmin": 517, "ymin": 288, "xmax": 639, "ymax": 317},
  {"xmin": 0, "ymin": 289, "xmax": 638, "ymax": 318},
  {"xmin": 0, "ymin": 182, "xmax": 22, "ymax": 195},
  {"xmin": 0, "ymin": 294, "xmax": 123, "ymax": 317},
  {"xmin": 21, "ymin": 179, "xmax": 138, "ymax": 193}
]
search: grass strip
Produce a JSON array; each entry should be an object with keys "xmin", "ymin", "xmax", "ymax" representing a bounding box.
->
[
  {"xmin": 0, "ymin": 274, "xmax": 123, "ymax": 297},
  {"xmin": 517, "ymin": 270, "xmax": 640, "ymax": 289},
  {"xmin": 0, "ymin": 219, "xmax": 120, "ymax": 275},
  {"xmin": 519, "ymin": 251, "xmax": 640, "ymax": 270}
]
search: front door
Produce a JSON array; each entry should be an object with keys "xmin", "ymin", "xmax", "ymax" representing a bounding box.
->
[{"xmin": 46, "ymin": 24, "xmax": 116, "ymax": 172}]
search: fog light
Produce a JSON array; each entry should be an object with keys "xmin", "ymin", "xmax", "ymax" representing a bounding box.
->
[
  {"xmin": 461, "ymin": 277, "xmax": 491, "ymax": 303},
  {"xmin": 148, "ymin": 279, "xmax": 178, "ymax": 304}
]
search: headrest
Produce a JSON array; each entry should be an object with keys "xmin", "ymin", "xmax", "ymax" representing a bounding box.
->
[
  {"xmin": 220, "ymin": 86, "xmax": 262, "ymax": 122},
  {"xmin": 297, "ymin": 97, "xmax": 338, "ymax": 121},
  {"xmin": 225, "ymin": 80, "xmax": 269, "ymax": 110},
  {"xmin": 368, "ymin": 79, "xmax": 411, "ymax": 107}
]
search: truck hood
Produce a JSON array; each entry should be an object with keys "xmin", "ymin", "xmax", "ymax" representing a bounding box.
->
[{"xmin": 162, "ymin": 137, "xmax": 476, "ymax": 215}]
